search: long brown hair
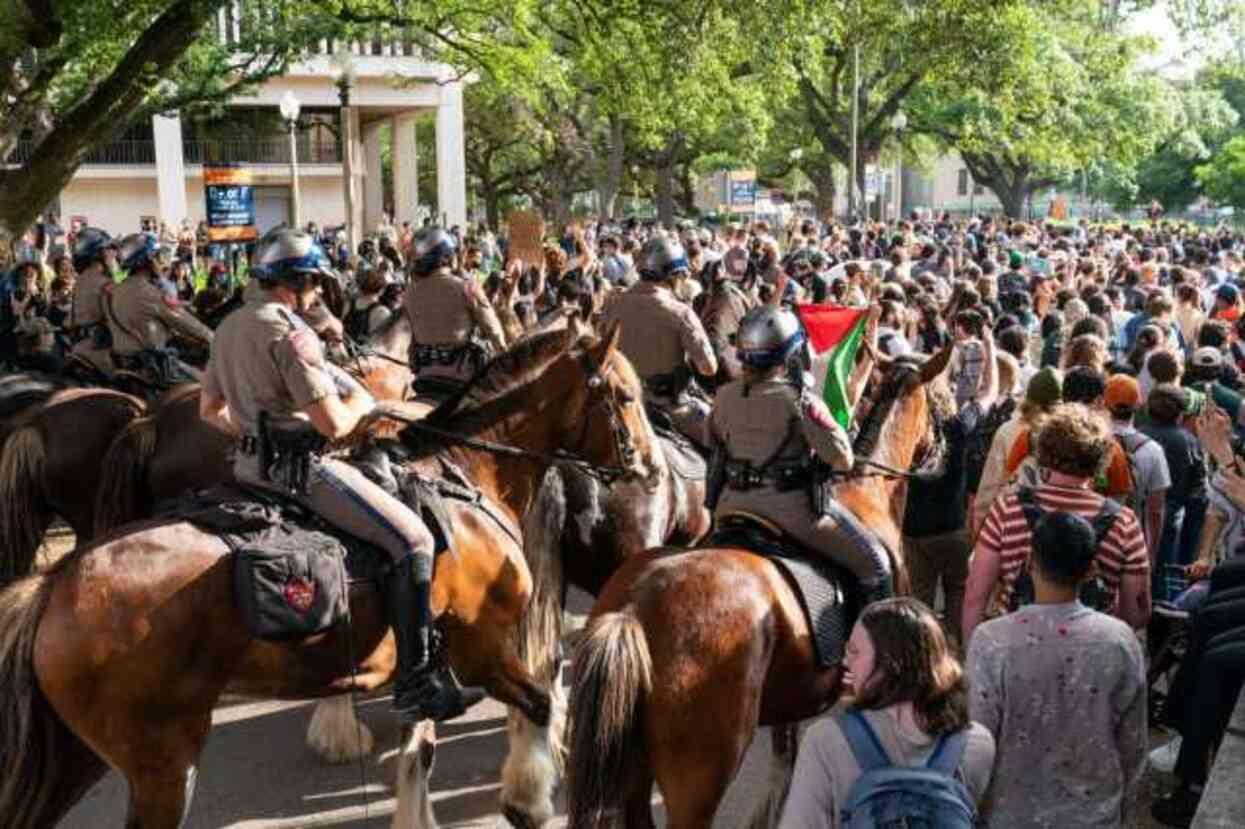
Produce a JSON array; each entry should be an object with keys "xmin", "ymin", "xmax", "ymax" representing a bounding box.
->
[{"xmin": 852, "ymin": 597, "xmax": 969, "ymax": 736}]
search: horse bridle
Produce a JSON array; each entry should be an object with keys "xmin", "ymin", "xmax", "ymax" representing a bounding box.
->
[
  {"xmin": 573, "ymin": 349, "xmax": 640, "ymax": 482},
  {"xmin": 849, "ymin": 362, "xmax": 947, "ymax": 481},
  {"xmin": 390, "ymin": 347, "xmax": 638, "ymax": 484}
]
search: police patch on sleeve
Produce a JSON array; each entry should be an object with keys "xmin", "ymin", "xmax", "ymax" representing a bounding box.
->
[
  {"xmin": 802, "ymin": 394, "xmax": 836, "ymax": 430},
  {"xmin": 288, "ymin": 329, "xmax": 321, "ymax": 364}
]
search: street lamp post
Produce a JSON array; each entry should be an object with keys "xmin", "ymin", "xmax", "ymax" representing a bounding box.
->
[
  {"xmin": 332, "ymin": 53, "xmax": 358, "ymax": 255},
  {"xmin": 891, "ymin": 110, "xmax": 907, "ymax": 224},
  {"xmin": 789, "ymin": 148, "xmax": 804, "ymax": 229},
  {"xmin": 631, "ymin": 164, "xmax": 640, "ymax": 216},
  {"xmin": 280, "ymin": 91, "xmax": 302, "ymax": 230}
]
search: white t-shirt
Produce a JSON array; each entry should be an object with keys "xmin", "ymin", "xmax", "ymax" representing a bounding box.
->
[{"xmin": 1112, "ymin": 422, "xmax": 1171, "ymax": 515}]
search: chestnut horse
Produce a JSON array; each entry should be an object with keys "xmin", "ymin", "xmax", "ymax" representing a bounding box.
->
[
  {"xmin": 507, "ymin": 435, "xmax": 710, "ymax": 824},
  {"xmin": 0, "ymin": 387, "xmax": 147, "ymax": 585},
  {"xmin": 0, "ymin": 326, "xmax": 655, "ymax": 829},
  {"xmin": 565, "ymin": 352, "xmax": 950, "ymax": 829}
]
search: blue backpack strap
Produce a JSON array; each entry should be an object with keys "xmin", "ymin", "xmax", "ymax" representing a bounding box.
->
[
  {"xmin": 836, "ymin": 710, "xmax": 892, "ymax": 772},
  {"xmin": 926, "ymin": 729, "xmax": 969, "ymax": 775}
]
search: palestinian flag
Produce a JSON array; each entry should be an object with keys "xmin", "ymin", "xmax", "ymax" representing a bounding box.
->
[{"xmin": 796, "ymin": 304, "xmax": 868, "ymax": 429}]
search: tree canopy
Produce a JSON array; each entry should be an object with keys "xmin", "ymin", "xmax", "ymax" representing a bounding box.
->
[{"xmin": 4, "ymin": 0, "xmax": 1245, "ymax": 238}]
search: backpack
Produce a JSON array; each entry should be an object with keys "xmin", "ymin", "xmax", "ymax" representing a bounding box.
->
[
  {"xmin": 344, "ymin": 299, "xmax": 379, "ymax": 343},
  {"xmin": 838, "ymin": 710, "xmax": 975, "ymax": 829},
  {"xmin": 1006, "ymin": 487, "xmax": 1120, "ymax": 613},
  {"xmin": 1113, "ymin": 431, "xmax": 1154, "ymax": 516},
  {"xmin": 964, "ymin": 396, "xmax": 1016, "ymax": 493}
]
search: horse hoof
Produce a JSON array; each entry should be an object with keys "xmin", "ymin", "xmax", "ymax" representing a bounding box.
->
[
  {"xmin": 503, "ymin": 804, "xmax": 541, "ymax": 829},
  {"xmin": 306, "ymin": 698, "xmax": 375, "ymax": 763}
]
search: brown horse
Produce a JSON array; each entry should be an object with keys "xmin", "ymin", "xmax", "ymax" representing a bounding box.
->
[
  {"xmin": 0, "ymin": 387, "xmax": 147, "ymax": 585},
  {"xmin": 565, "ymin": 352, "xmax": 950, "ymax": 829},
  {"xmin": 0, "ymin": 326, "xmax": 656, "ymax": 829},
  {"xmin": 505, "ymin": 434, "xmax": 710, "ymax": 824}
]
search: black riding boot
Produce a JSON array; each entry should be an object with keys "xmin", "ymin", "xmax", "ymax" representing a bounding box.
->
[{"xmin": 386, "ymin": 554, "xmax": 486, "ymax": 723}]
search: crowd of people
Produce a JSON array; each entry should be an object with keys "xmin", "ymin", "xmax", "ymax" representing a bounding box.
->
[{"xmin": 6, "ymin": 206, "xmax": 1245, "ymax": 826}]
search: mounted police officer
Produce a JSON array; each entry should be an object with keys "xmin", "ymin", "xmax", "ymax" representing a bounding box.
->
[
  {"xmin": 707, "ymin": 305, "xmax": 893, "ymax": 602},
  {"xmin": 107, "ymin": 232, "xmax": 213, "ymax": 386},
  {"xmin": 403, "ymin": 226, "xmax": 507, "ymax": 400},
  {"xmin": 601, "ymin": 236, "xmax": 718, "ymax": 446},
  {"xmin": 68, "ymin": 227, "xmax": 120, "ymax": 373},
  {"xmin": 199, "ymin": 228, "xmax": 484, "ymax": 723},
  {"xmin": 698, "ymin": 253, "xmax": 757, "ymax": 385}
]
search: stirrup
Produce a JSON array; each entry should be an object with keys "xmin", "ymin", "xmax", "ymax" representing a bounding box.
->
[{"xmin": 393, "ymin": 627, "xmax": 485, "ymax": 723}]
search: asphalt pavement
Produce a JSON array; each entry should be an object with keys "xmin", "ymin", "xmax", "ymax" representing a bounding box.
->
[{"xmin": 57, "ymin": 590, "xmax": 774, "ymax": 828}]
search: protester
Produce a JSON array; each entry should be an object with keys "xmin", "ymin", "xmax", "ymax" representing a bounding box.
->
[
  {"xmin": 963, "ymin": 403, "xmax": 1151, "ymax": 642},
  {"xmin": 904, "ymin": 328, "xmax": 998, "ymax": 646},
  {"xmin": 968, "ymin": 510, "xmax": 1147, "ymax": 828},
  {"xmin": 780, "ymin": 598, "xmax": 996, "ymax": 829}
]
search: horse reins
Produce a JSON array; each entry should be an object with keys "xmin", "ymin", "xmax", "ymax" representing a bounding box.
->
[
  {"xmin": 379, "ymin": 351, "xmax": 637, "ymax": 484},
  {"xmin": 843, "ymin": 361, "xmax": 947, "ymax": 482}
]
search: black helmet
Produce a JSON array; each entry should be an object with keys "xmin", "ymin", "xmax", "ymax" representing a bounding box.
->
[
  {"xmin": 736, "ymin": 306, "xmax": 806, "ymax": 370},
  {"xmin": 251, "ymin": 228, "xmax": 333, "ymax": 287},
  {"xmin": 72, "ymin": 227, "xmax": 116, "ymax": 272},
  {"xmin": 638, "ymin": 237, "xmax": 689, "ymax": 282},
  {"xmin": 117, "ymin": 232, "xmax": 166, "ymax": 274},
  {"xmin": 411, "ymin": 226, "xmax": 457, "ymax": 275}
]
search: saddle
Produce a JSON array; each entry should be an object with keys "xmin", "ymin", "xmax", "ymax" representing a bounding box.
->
[
  {"xmin": 704, "ymin": 511, "xmax": 866, "ymax": 668},
  {"xmin": 156, "ymin": 448, "xmax": 518, "ymax": 642},
  {"xmin": 645, "ymin": 401, "xmax": 710, "ymax": 479}
]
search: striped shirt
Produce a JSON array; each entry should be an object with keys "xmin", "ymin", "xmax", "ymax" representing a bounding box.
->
[{"xmin": 977, "ymin": 482, "xmax": 1149, "ymax": 615}]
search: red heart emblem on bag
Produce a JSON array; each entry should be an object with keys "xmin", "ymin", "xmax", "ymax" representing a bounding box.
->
[{"xmin": 284, "ymin": 577, "xmax": 316, "ymax": 613}]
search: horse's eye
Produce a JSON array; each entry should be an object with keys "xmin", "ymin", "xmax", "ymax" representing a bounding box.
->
[{"xmin": 618, "ymin": 391, "xmax": 635, "ymax": 405}]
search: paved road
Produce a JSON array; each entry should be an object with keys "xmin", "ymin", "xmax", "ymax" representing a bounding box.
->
[
  {"xmin": 58, "ymin": 591, "xmax": 777, "ymax": 828},
  {"xmin": 60, "ymin": 688, "xmax": 777, "ymax": 828}
]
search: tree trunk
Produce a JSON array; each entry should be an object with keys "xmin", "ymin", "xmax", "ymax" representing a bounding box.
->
[
  {"xmin": 654, "ymin": 160, "xmax": 675, "ymax": 225},
  {"xmin": 483, "ymin": 184, "xmax": 501, "ymax": 230},
  {"xmin": 596, "ymin": 116, "xmax": 624, "ymax": 219},
  {"xmin": 0, "ymin": 0, "xmax": 221, "ymax": 247},
  {"xmin": 991, "ymin": 175, "xmax": 1028, "ymax": 219},
  {"xmin": 676, "ymin": 163, "xmax": 696, "ymax": 215}
]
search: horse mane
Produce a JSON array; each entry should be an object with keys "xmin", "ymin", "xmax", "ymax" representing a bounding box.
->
[
  {"xmin": 155, "ymin": 384, "xmax": 200, "ymax": 409},
  {"xmin": 400, "ymin": 328, "xmax": 584, "ymax": 456},
  {"xmin": 852, "ymin": 354, "xmax": 925, "ymax": 462},
  {"xmin": 20, "ymin": 387, "xmax": 145, "ymax": 424}
]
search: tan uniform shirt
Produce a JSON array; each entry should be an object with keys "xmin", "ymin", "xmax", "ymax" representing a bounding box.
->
[
  {"xmin": 202, "ymin": 300, "xmax": 337, "ymax": 438},
  {"xmin": 699, "ymin": 281, "xmax": 754, "ymax": 376},
  {"xmin": 69, "ymin": 267, "xmax": 112, "ymax": 330},
  {"xmin": 710, "ymin": 376, "xmax": 853, "ymax": 473},
  {"xmin": 405, "ymin": 269, "xmax": 506, "ymax": 352},
  {"xmin": 107, "ymin": 275, "xmax": 212, "ymax": 356},
  {"xmin": 600, "ymin": 281, "xmax": 717, "ymax": 381}
]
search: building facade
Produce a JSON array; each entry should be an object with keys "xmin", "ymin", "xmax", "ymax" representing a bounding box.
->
[{"xmin": 38, "ymin": 19, "xmax": 468, "ymax": 240}]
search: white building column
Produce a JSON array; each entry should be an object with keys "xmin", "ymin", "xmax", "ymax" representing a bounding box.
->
[
  {"xmin": 392, "ymin": 113, "xmax": 419, "ymax": 226},
  {"xmin": 152, "ymin": 113, "xmax": 189, "ymax": 226},
  {"xmin": 435, "ymin": 80, "xmax": 467, "ymax": 229},
  {"xmin": 361, "ymin": 119, "xmax": 385, "ymax": 233}
]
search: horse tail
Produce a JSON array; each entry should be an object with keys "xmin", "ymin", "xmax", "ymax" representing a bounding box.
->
[
  {"xmin": 0, "ymin": 427, "xmax": 50, "ymax": 587},
  {"xmin": 0, "ymin": 575, "xmax": 86, "ymax": 829},
  {"xmin": 93, "ymin": 416, "xmax": 157, "ymax": 535},
  {"xmin": 518, "ymin": 466, "xmax": 567, "ymax": 688},
  {"xmin": 567, "ymin": 611, "xmax": 653, "ymax": 829}
]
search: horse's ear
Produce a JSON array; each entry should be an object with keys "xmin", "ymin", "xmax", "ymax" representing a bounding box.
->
[
  {"xmin": 919, "ymin": 343, "xmax": 954, "ymax": 384},
  {"xmin": 596, "ymin": 320, "xmax": 622, "ymax": 362}
]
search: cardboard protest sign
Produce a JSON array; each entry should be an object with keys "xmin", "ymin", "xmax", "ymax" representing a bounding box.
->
[{"xmin": 507, "ymin": 210, "xmax": 545, "ymax": 269}]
